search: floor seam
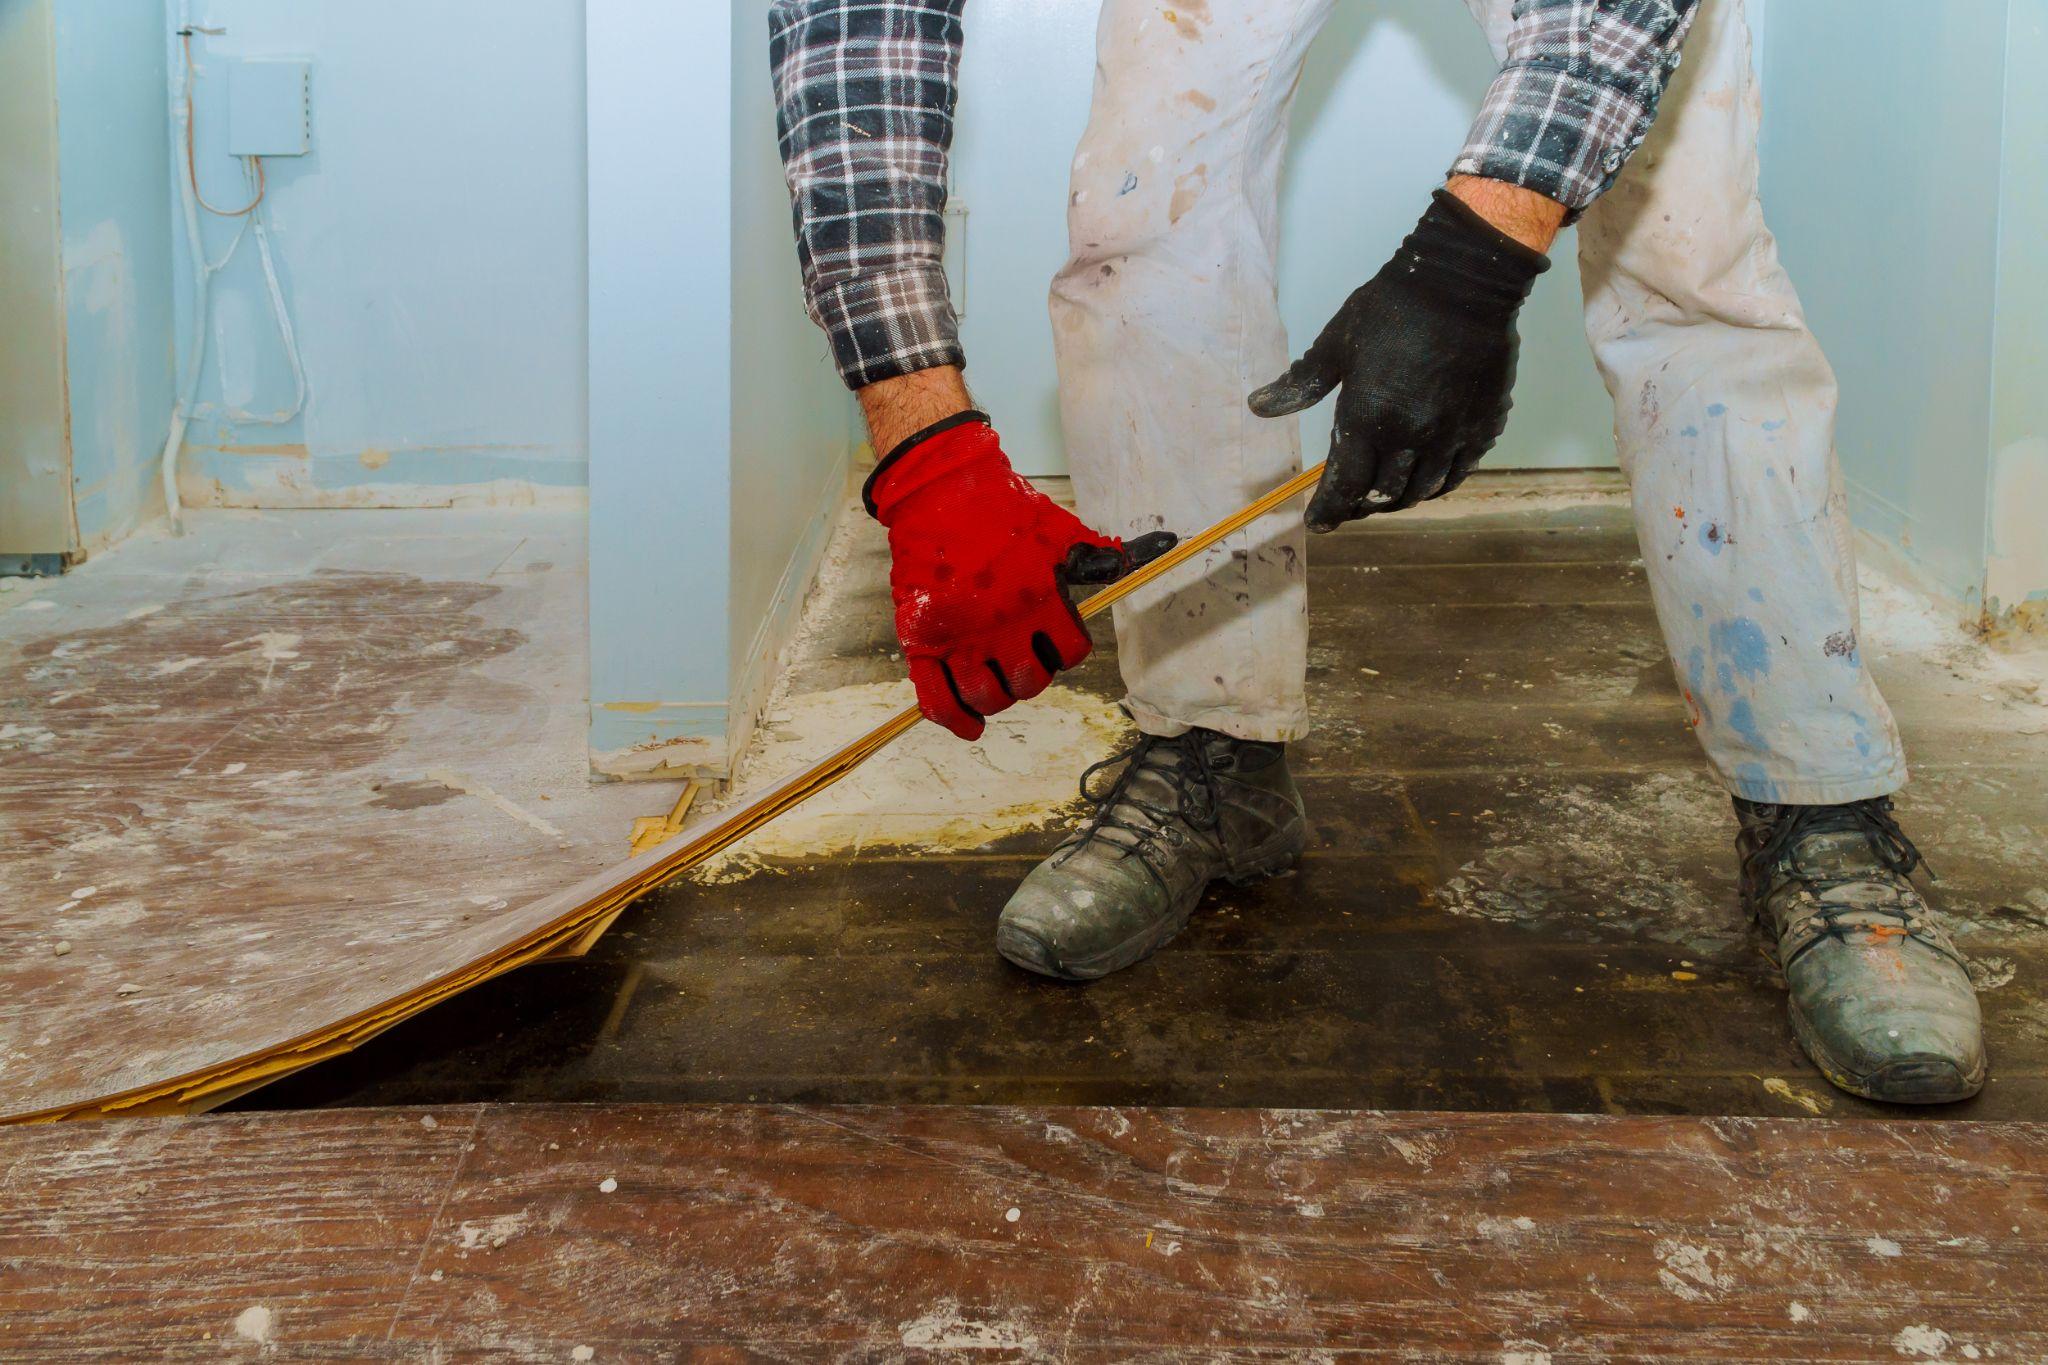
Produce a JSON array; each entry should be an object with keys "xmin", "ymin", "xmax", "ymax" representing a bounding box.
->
[{"xmin": 382, "ymin": 1104, "xmax": 487, "ymax": 1344}]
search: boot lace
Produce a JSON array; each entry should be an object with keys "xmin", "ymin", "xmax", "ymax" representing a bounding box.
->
[
  {"xmin": 1062, "ymin": 734, "xmax": 1223, "ymax": 888},
  {"xmin": 1739, "ymin": 795, "xmax": 1927, "ymax": 895},
  {"xmin": 1739, "ymin": 796, "xmax": 1948, "ymax": 964}
]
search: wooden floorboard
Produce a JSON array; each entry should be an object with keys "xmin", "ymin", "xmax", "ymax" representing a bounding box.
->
[{"xmin": 2, "ymin": 1102, "xmax": 2043, "ymax": 1360}]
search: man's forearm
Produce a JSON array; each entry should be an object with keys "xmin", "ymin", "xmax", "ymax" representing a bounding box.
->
[
  {"xmin": 1445, "ymin": 175, "xmax": 1566, "ymax": 255},
  {"xmin": 859, "ymin": 366, "xmax": 974, "ymax": 458},
  {"xmin": 770, "ymin": 0, "xmax": 968, "ymax": 392}
]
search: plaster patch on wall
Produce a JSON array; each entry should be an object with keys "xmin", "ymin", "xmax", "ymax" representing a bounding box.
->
[
  {"xmin": 590, "ymin": 733, "xmax": 727, "ymax": 782},
  {"xmin": 180, "ymin": 466, "xmax": 587, "ymax": 512},
  {"xmin": 67, "ymin": 219, "xmax": 131, "ymax": 315},
  {"xmin": 63, "ymin": 218, "xmax": 155, "ymax": 551},
  {"xmin": 1984, "ymin": 437, "xmax": 2048, "ymax": 636}
]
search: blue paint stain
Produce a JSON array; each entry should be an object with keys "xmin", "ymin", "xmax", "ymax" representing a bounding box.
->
[
  {"xmin": 1686, "ymin": 646, "xmax": 1707, "ymax": 692},
  {"xmin": 1733, "ymin": 763, "xmax": 1780, "ymax": 802},
  {"xmin": 1118, "ymin": 171, "xmax": 1139, "ymax": 196},
  {"xmin": 1707, "ymin": 403, "xmax": 1727, "ymax": 417},
  {"xmin": 1728, "ymin": 698, "xmax": 1766, "ymax": 748},
  {"xmin": 1762, "ymin": 418, "xmax": 1787, "ymax": 431},
  {"xmin": 1709, "ymin": 617, "xmax": 1772, "ymax": 682},
  {"xmin": 1765, "ymin": 466, "xmax": 1778, "ymax": 478},
  {"xmin": 1854, "ymin": 731, "xmax": 1871, "ymax": 758},
  {"xmin": 1717, "ymin": 661, "xmax": 1736, "ymax": 693},
  {"xmin": 1747, "ymin": 586, "xmax": 1765, "ymax": 603},
  {"xmin": 1680, "ymin": 425, "xmax": 1700, "ymax": 438},
  {"xmin": 1691, "ymin": 603, "xmax": 1705, "ymax": 619}
]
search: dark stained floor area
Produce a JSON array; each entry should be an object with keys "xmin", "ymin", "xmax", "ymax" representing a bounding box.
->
[{"xmin": 241, "ymin": 495, "xmax": 2048, "ymax": 1121}]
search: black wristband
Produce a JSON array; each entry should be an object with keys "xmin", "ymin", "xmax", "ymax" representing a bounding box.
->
[{"xmin": 861, "ymin": 409, "xmax": 991, "ymax": 517}]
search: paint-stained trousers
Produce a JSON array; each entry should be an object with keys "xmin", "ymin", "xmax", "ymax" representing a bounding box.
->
[{"xmin": 1049, "ymin": 0, "xmax": 1907, "ymax": 804}]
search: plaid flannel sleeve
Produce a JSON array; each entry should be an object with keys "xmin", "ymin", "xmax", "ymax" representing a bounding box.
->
[
  {"xmin": 768, "ymin": 0, "xmax": 965, "ymax": 391},
  {"xmin": 1451, "ymin": 0, "xmax": 1702, "ymax": 215}
]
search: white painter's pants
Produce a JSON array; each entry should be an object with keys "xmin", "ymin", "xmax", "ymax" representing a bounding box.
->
[{"xmin": 1049, "ymin": 0, "xmax": 1907, "ymax": 804}]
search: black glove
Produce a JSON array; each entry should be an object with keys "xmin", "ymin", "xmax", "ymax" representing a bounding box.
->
[{"xmin": 1249, "ymin": 189, "xmax": 1550, "ymax": 531}]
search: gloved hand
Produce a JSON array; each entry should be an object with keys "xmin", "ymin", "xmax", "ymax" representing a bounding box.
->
[
  {"xmin": 866, "ymin": 411, "xmax": 1175, "ymax": 740},
  {"xmin": 1249, "ymin": 188, "xmax": 1550, "ymax": 531}
]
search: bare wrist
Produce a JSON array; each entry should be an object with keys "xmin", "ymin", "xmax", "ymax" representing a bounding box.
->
[
  {"xmin": 857, "ymin": 366, "xmax": 976, "ymax": 458},
  {"xmin": 1445, "ymin": 175, "xmax": 1567, "ymax": 254}
]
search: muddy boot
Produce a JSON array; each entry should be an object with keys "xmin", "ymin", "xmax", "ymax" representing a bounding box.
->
[
  {"xmin": 1736, "ymin": 795, "xmax": 1986, "ymax": 1104},
  {"xmin": 996, "ymin": 729, "xmax": 1306, "ymax": 980}
]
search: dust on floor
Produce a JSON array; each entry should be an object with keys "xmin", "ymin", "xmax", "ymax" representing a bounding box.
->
[
  {"xmin": 239, "ymin": 485, "xmax": 2048, "ymax": 1120},
  {"xmin": 0, "ymin": 509, "xmax": 691, "ymax": 1120}
]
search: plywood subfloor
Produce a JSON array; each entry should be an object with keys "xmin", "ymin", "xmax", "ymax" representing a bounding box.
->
[
  {"xmin": 0, "ymin": 510, "xmax": 691, "ymax": 1119},
  {"xmin": 3, "ymin": 1101, "xmax": 2044, "ymax": 1358}
]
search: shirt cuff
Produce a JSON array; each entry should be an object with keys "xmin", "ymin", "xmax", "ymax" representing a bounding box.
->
[
  {"xmin": 812, "ymin": 263, "xmax": 965, "ymax": 391},
  {"xmin": 1451, "ymin": 65, "xmax": 1658, "ymax": 216}
]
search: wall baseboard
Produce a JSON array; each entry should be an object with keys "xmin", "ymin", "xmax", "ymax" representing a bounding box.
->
[
  {"xmin": 1843, "ymin": 477, "xmax": 1984, "ymax": 631},
  {"xmin": 718, "ymin": 446, "xmax": 855, "ymax": 790},
  {"xmin": 1851, "ymin": 526, "xmax": 1972, "ymax": 621}
]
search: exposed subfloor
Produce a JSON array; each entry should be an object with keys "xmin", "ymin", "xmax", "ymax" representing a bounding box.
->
[
  {"xmin": 7, "ymin": 1101, "xmax": 2046, "ymax": 1358},
  {"xmin": 238, "ymin": 482, "xmax": 2048, "ymax": 1121}
]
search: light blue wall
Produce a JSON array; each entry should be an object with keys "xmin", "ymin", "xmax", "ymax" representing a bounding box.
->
[
  {"xmin": 585, "ymin": 0, "xmax": 856, "ymax": 777},
  {"xmin": 946, "ymin": 0, "xmax": 1097, "ymax": 474},
  {"xmin": 167, "ymin": 0, "xmax": 588, "ymax": 503},
  {"xmin": 54, "ymin": 1, "xmax": 176, "ymax": 549},
  {"xmin": 727, "ymin": 0, "xmax": 857, "ymax": 703},
  {"xmin": 949, "ymin": 0, "xmax": 1617, "ymax": 476},
  {"xmin": 1757, "ymin": 0, "xmax": 2010, "ymax": 607},
  {"xmin": 1986, "ymin": 0, "xmax": 2048, "ymax": 627},
  {"xmin": 586, "ymin": 0, "xmax": 736, "ymax": 773}
]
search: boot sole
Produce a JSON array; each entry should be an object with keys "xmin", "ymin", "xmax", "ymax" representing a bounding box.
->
[
  {"xmin": 997, "ymin": 842, "xmax": 1302, "ymax": 982},
  {"xmin": 1789, "ymin": 1001, "xmax": 1988, "ymax": 1106}
]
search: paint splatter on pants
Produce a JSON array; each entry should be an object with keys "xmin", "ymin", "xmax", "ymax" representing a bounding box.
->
[{"xmin": 1049, "ymin": 0, "xmax": 1907, "ymax": 804}]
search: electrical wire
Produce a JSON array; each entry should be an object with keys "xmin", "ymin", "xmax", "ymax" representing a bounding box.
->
[
  {"xmin": 199, "ymin": 154, "xmax": 308, "ymax": 426},
  {"xmin": 191, "ymin": 52, "xmax": 304, "ymax": 425},
  {"xmin": 159, "ymin": 10, "xmax": 309, "ymax": 534},
  {"xmin": 182, "ymin": 29, "xmax": 265, "ymax": 216}
]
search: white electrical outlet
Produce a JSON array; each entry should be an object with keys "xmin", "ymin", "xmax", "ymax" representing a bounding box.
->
[{"xmin": 226, "ymin": 58, "xmax": 312, "ymax": 157}]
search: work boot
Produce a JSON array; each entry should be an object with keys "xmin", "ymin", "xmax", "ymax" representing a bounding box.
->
[
  {"xmin": 1736, "ymin": 795, "xmax": 1986, "ymax": 1104},
  {"xmin": 996, "ymin": 729, "xmax": 1306, "ymax": 980}
]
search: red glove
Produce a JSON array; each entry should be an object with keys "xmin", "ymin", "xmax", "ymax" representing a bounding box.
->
[{"xmin": 866, "ymin": 412, "xmax": 1123, "ymax": 740}]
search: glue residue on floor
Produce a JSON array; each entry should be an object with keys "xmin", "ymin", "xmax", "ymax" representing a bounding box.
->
[
  {"xmin": 688, "ymin": 679, "xmax": 1131, "ymax": 881},
  {"xmin": 687, "ymin": 499, "xmax": 1135, "ymax": 881}
]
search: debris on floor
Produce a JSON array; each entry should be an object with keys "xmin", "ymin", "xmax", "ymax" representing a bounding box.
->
[{"xmin": 232, "ymin": 485, "xmax": 2048, "ymax": 1121}]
